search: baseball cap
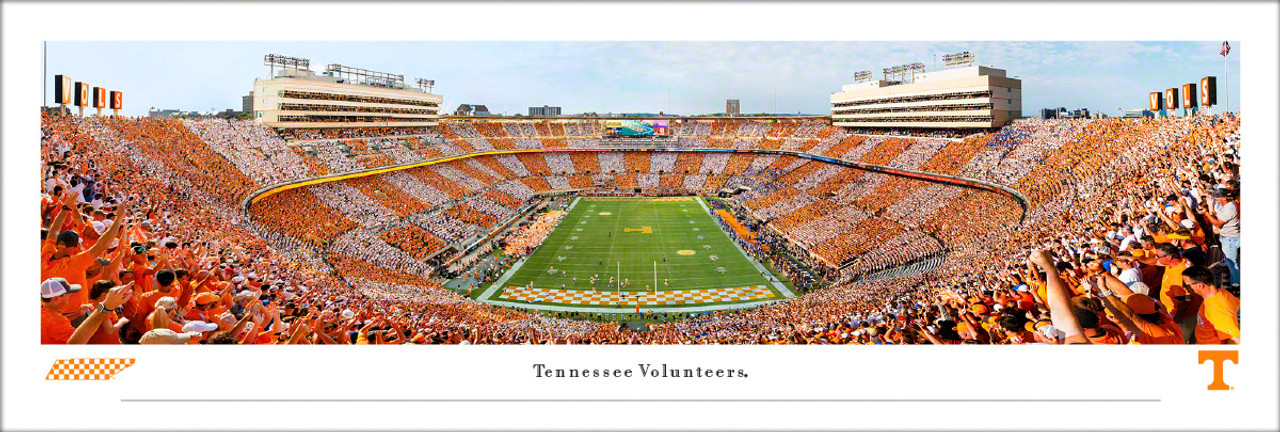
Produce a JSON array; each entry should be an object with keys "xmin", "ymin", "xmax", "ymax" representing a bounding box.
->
[
  {"xmin": 155, "ymin": 296, "xmax": 178, "ymax": 312},
  {"xmin": 195, "ymin": 292, "xmax": 220, "ymax": 306},
  {"xmin": 56, "ymin": 230, "xmax": 81, "ymax": 247},
  {"xmin": 1180, "ymin": 219, "xmax": 1195, "ymax": 230},
  {"xmin": 1128, "ymin": 281, "xmax": 1152, "ymax": 296},
  {"xmin": 216, "ymin": 312, "xmax": 237, "ymax": 327},
  {"xmin": 91, "ymin": 220, "xmax": 106, "ymax": 235},
  {"xmin": 1124, "ymin": 294, "xmax": 1158, "ymax": 315},
  {"xmin": 182, "ymin": 321, "xmax": 220, "ymax": 333},
  {"xmin": 139, "ymin": 329, "xmax": 198, "ymax": 344},
  {"xmin": 41, "ymin": 278, "xmax": 82, "ymax": 299},
  {"xmin": 1031, "ymin": 319, "xmax": 1052, "ymax": 332}
]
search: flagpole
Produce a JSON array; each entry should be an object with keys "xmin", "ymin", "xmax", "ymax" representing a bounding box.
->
[{"xmin": 1223, "ymin": 47, "xmax": 1229, "ymax": 115}]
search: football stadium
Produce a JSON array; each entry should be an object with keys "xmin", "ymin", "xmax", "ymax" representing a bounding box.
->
[{"xmin": 40, "ymin": 49, "xmax": 1241, "ymax": 346}]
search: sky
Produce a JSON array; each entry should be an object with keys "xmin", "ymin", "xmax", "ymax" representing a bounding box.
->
[{"xmin": 44, "ymin": 41, "xmax": 1240, "ymax": 117}]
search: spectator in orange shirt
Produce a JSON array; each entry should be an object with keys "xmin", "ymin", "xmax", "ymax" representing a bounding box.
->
[
  {"xmin": 1183, "ymin": 266, "xmax": 1239, "ymax": 344},
  {"xmin": 1085, "ymin": 272, "xmax": 1184, "ymax": 345},
  {"xmin": 41, "ymin": 277, "xmax": 134, "ymax": 344},
  {"xmin": 186, "ymin": 292, "xmax": 227, "ymax": 323},
  {"xmin": 1074, "ymin": 308, "xmax": 1126, "ymax": 344},
  {"xmin": 1146, "ymin": 243, "xmax": 1198, "ymax": 343},
  {"xmin": 146, "ymin": 296, "xmax": 184, "ymax": 333},
  {"xmin": 42, "ymin": 198, "xmax": 127, "ymax": 317},
  {"xmin": 137, "ymin": 269, "xmax": 179, "ymax": 319},
  {"xmin": 86, "ymin": 280, "xmax": 130, "ymax": 344}
]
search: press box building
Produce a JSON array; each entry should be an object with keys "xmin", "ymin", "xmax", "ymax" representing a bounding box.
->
[
  {"xmin": 830, "ymin": 65, "xmax": 1021, "ymax": 129},
  {"xmin": 252, "ymin": 69, "xmax": 443, "ymax": 130}
]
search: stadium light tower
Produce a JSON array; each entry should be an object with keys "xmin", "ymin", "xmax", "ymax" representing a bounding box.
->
[
  {"xmin": 326, "ymin": 63, "xmax": 405, "ymax": 87},
  {"xmin": 416, "ymin": 78, "xmax": 436, "ymax": 93},
  {"xmin": 882, "ymin": 66, "xmax": 898, "ymax": 84},
  {"xmin": 853, "ymin": 70, "xmax": 872, "ymax": 83},
  {"xmin": 264, "ymin": 54, "xmax": 311, "ymax": 78},
  {"xmin": 907, "ymin": 62, "xmax": 926, "ymax": 83},
  {"xmin": 941, "ymin": 51, "xmax": 975, "ymax": 69},
  {"xmin": 885, "ymin": 64, "xmax": 921, "ymax": 84}
]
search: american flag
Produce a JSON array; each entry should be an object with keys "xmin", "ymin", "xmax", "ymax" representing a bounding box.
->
[{"xmin": 1220, "ymin": 41, "xmax": 1231, "ymax": 57}]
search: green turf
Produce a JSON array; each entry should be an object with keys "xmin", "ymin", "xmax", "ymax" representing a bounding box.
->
[{"xmin": 486, "ymin": 196, "xmax": 783, "ymax": 307}]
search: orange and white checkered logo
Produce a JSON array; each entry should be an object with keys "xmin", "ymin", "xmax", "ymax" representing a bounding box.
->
[{"xmin": 46, "ymin": 358, "xmax": 136, "ymax": 381}]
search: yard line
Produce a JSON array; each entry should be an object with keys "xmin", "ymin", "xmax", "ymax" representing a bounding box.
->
[
  {"xmin": 490, "ymin": 196, "xmax": 785, "ymax": 311},
  {"xmin": 652, "ymin": 200, "xmax": 668, "ymax": 294}
]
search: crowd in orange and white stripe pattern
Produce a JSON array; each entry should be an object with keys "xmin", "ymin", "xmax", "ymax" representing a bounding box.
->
[{"xmin": 40, "ymin": 113, "xmax": 1241, "ymax": 345}]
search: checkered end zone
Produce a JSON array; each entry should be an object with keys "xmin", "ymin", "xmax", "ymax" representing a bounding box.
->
[
  {"xmin": 583, "ymin": 197, "xmax": 692, "ymax": 202},
  {"xmin": 499, "ymin": 285, "xmax": 775, "ymax": 306},
  {"xmin": 46, "ymin": 358, "xmax": 136, "ymax": 380}
]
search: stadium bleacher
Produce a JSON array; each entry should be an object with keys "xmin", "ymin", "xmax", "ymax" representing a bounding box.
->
[{"xmin": 40, "ymin": 113, "xmax": 1242, "ymax": 345}]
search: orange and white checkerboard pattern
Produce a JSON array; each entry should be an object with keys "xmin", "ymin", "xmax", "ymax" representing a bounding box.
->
[
  {"xmin": 46, "ymin": 358, "xmax": 135, "ymax": 381},
  {"xmin": 499, "ymin": 285, "xmax": 775, "ymax": 306}
]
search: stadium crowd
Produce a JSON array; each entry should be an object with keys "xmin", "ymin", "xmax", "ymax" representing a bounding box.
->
[{"xmin": 40, "ymin": 111, "xmax": 1241, "ymax": 345}]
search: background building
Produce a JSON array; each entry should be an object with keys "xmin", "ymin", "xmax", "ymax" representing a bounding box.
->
[
  {"xmin": 149, "ymin": 108, "xmax": 240, "ymax": 119},
  {"xmin": 252, "ymin": 62, "xmax": 442, "ymax": 130},
  {"xmin": 242, "ymin": 91, "xmax": 254, "ymax": 114},
  {"xmin": 1124, "ymin": 109, "xmax": 1156, "ymax": 118},
  {"xmin": 830, "ymin": 64, "xmax": 1022, "ymax": 129},
  {"xmin": 528, "ymin": 105, "xmax": 562, "ymax": 117},
  {"xmin": 1042, "ymin": 107, "xmax": 1091, "ymax": 119},
  {"xmin": 454, "ymin": 104, "xmax": 491, "ymax": 116},
  {"xmin": 148, "ymin": 108, "xmax": 189, "ymax": 118},
  {"xmin": 725, "ymin": 99, "xmax": 740, "ymax": 116}
]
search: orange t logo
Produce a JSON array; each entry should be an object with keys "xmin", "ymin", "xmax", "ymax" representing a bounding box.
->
[{"xmin": 1198, "ymin": 350, "xmax": 1238, "ymax": 390}]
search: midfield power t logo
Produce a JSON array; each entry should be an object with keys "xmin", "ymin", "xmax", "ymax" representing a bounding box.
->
[{"xmin": 1198, "ymin": 350, "xmax": 1238, "ymax": 391}]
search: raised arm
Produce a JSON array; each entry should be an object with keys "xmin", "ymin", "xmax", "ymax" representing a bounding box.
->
[
  {"xmin": 44, "ymin": 195, "xmax": 73, "ymax": 249},
  {"xmin": 912, "ymin": 322, "xmax": 945, "ymax": 345},
  {"xmin": 1029, "ymin": 250, "xmax": 1088, "ymax": 344},
  {"xmin": 1084, "ymin": 275, "xmax": 1142, "ymax": 338},
  {"xmin": 958, "ymin": 310, "xmax": 991, "ymax": 344},
  {"xmin": 1199, "ymin": 202, "xmax": 1228, "ymax": 228},
  {"xmin": 67, "ymin": 283, "xmax": 134, "ymax": 344},
  {"xmin": 87, "ymin": 203, "xmax": 128, "ymax": 259},
  {"xmin": 102, "ymin": 244, "xmax": 132, "ymax": 285},
  {"xmin": 226, "ymin": 301, "xmax": 259, "ymax": 341}
]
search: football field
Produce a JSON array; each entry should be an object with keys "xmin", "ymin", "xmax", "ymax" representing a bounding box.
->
[{"xmin": 481, "ymin": 196, "xmax": 792, "ymax": 312}]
